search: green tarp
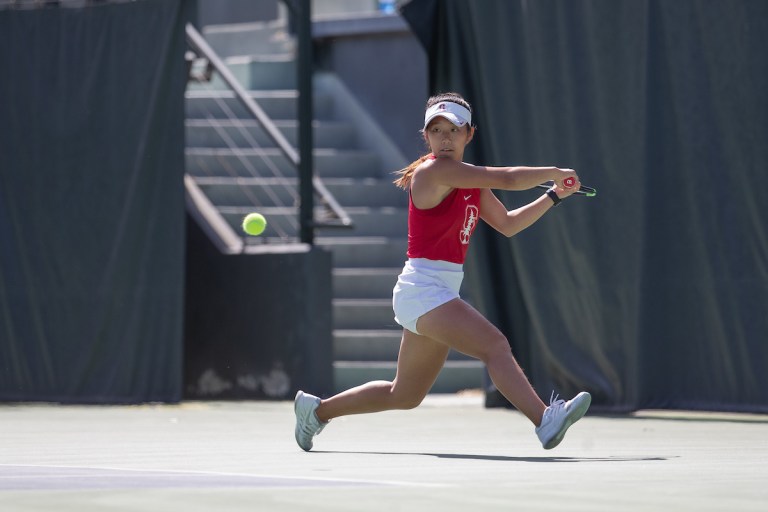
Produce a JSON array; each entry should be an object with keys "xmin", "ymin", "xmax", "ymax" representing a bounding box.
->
[
  {"xmin": 403, "ymin": 0, "xmax": 768, "ymax": 412},
  {"xmin": 0, "ymin": 1, "xmax": 190, "ymax": 402}
]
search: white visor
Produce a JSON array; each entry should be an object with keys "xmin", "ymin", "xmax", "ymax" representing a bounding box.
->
[{"xmin": 423, "ymin": 101, "xmax": 472, "ymax": 130}]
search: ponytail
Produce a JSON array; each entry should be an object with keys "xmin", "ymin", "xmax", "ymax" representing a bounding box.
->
[{"xmin": 393, "ymin": 154, "xmax": 431, "ymax": 189}]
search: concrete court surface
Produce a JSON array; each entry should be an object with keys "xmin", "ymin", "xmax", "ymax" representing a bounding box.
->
[{"xmin": 0, "ymin": 393, "xmax": 766, "ymax": 512}]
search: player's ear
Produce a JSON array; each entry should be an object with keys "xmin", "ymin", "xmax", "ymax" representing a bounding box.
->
[{"xmin": 465, "ymin": 125, "xmax": 475, "ymax": 144}]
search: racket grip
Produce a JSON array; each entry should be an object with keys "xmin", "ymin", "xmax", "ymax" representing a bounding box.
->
[
  {"xmin": 564, "ymin": 177, "xmax": 576, "ymax": 188},
  {"xmin": 536, "ymin": 181, "xmax": 596, "ymax": 196}
]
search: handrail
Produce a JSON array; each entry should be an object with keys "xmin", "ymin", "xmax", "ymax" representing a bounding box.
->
[{"xmin": 185, "ymin": 22, "xmax": 353, "ymax": 231}]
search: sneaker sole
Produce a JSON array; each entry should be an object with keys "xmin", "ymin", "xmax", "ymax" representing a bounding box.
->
[{"xmin": 543, "ymin": 392, "xmax": 592, "ymax": 450}]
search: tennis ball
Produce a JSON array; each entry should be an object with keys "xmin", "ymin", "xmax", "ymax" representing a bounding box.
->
[{"xmin": 242, "ymin": 213, "xmax": 267, "ymax": 236}]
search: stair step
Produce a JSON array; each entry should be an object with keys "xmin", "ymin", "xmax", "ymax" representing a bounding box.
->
[
  {"xmin": 194, "ymin": 178, "xmax": 301, "ymax": 208},
  {"xmin": 186, "ymin": 119, "xmax": 356, "ymax": 150},
  {"xmin": 185, "ymin": 90, "xmax": 335, "ymax": 121},
  {"xmin": 333, "ymin": 329, "xmax": 402, "ymax": 360},
  {"xmin": 203, "ymin": 21, "xmax": 295, "ymax": 58},
  {"xmin": 333, "ymin": 360, "xmax": 485, "ymax": 394},
  {"xmin": 192, "ymin": 177, "xmax": 407, "ymax": 208},
  {"xmin": 334, "ymin": 329, "xmax": 474, "ymax": 362},
  {"xmin": 317, "ymin": 237, "xmax": 407, "ymax": 267},
  {"xmin": 313, "ymin": 0, "xmax": 380, "ymax": 18},
  {"xmin": 185, "ymin": 148, "xmax": 382, "ymax": 179},
  {"xmin": 188, "ymin": 56, "xmax": 297, "ymax": 90},
  {"xmin": 246, "ymin": 237, "xmax": 407, "ymax": 268},
  {"xmin": 323, "ymin": 179, "xmax": 407, "ymax": 207},
  {"xmin": 333, "ymin": 267, "xmax": 399, "ymax": 299},
  {"xmin": 333, "ymin": 298, "xmax": 397, "ymax": 330}
]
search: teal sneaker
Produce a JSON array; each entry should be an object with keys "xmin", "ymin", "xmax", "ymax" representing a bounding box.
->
[
  {"xmin": 294, "ymin": 390, "xmax": 328, "ymax": 451},
  {"xmin": 535, "ymin": 391, "xmax": 591, "ymax": 449}
]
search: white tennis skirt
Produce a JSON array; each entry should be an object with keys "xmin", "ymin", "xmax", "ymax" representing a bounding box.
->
[{"xmin": 392, "ymin": 258, "xmax": 464, "ymax": 334}]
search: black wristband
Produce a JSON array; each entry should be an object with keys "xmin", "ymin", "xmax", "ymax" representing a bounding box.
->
[{"xmin": 545, "ymin": 188, "xmax": 561, "ymax": 206}]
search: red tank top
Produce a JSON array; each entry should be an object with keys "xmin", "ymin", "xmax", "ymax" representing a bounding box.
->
[{"xmin": 407, "ymin": 187, "xmax": 481, "ymax": 264}]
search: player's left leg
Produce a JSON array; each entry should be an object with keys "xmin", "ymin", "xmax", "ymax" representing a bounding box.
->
[{"xmin": 315, "ymin": 328, "xmax": 450, "ymax": 421}]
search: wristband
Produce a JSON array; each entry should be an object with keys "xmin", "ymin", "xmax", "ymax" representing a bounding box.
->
[{"xmin": 545, "ymin": 188, "xmax": 561, "ymax": 206}]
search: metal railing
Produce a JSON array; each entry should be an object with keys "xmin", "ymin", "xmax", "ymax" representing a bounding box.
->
[{"xmin": 185, "ymin": 17, "xmax": 352, "ymax": 248}]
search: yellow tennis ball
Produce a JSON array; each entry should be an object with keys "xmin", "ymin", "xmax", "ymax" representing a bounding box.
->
[{"xmin": 242, "ymin": 213, "xmax": 267, "ymax": 236}]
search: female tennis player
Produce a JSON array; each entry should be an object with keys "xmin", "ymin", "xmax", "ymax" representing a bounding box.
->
[{"xmin": 295, "ymin": 92, "xmax": 591, "ymax": 451}]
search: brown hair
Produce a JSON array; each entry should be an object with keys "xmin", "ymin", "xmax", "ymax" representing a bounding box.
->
[{"xmin": 393, "ymin": 92, "xmax": 473, "ymax": 189}]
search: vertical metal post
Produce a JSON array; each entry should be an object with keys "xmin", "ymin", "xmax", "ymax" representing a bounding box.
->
[{"xmin": 295, "ymin": 0, "xmax": 314, "ymax": 245}]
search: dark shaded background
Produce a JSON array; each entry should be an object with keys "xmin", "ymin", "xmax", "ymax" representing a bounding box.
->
[
  {"xmin": 0, "ymin": 1, "xmax": 189, "ymax": 402},
  {"xmin": 403, "ymin": 0, "xmax": 768, "ymax": 412}
]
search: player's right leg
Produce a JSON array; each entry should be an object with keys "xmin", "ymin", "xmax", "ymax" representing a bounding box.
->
[
  {"xmin": 415, "ymin": 297, "xmax": 547, "ymax": 425},
  {"xmin": 416, "ymin": 297, "xmax": 591, "ymax": 449}
]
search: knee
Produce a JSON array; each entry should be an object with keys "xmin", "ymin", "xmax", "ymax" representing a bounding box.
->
[
  {"xmin": 389, "ymin": 384, "xmax": 426, "ymax": 410},
  {"xmin": 477, "ymin": 335, "xmax": 512, "ymax": 364},
  {"xmin": 397, "ymin": 395, "xmax": 424, "ymax": 410}
]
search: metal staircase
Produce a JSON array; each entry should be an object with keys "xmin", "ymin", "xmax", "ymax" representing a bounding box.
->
[{"xmin": 184, "ymin": 18, "xmax": 483, "ymax": 394}]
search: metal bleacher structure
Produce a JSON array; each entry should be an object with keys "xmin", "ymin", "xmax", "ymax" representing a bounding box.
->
[{"xmin": 184, "ymin": 2, "xmax": 484, "ymax": 394}]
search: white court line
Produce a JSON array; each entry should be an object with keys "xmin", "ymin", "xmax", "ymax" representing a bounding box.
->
[{"xmin": 0, "ymin": 464, "xmax": 448, "ymax": 489}]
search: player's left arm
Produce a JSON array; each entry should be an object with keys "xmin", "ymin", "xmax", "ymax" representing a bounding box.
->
[{"xmin": 479, "ymin": 188, "xmax": 561, "ymax": 238}]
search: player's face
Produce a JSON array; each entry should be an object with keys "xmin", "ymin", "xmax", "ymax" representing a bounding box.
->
[{"xmin": 424, "ymin": 117, "xmax": 473, "ymax": 160}]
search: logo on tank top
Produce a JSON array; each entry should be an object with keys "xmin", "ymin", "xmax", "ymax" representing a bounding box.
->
[{"xmin": 460, "ymin": 205, "xmax": 479, "ymax": 245}]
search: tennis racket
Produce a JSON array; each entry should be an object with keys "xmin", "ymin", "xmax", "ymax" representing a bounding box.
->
[{"xmin": 536, "ymin": 177, "xmax": 597, "ymax": 197}]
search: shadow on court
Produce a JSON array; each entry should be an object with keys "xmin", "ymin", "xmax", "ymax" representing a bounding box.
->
[{"xmin": 314, "ymin": 451, "xmax": 670, "ymax": 463}]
